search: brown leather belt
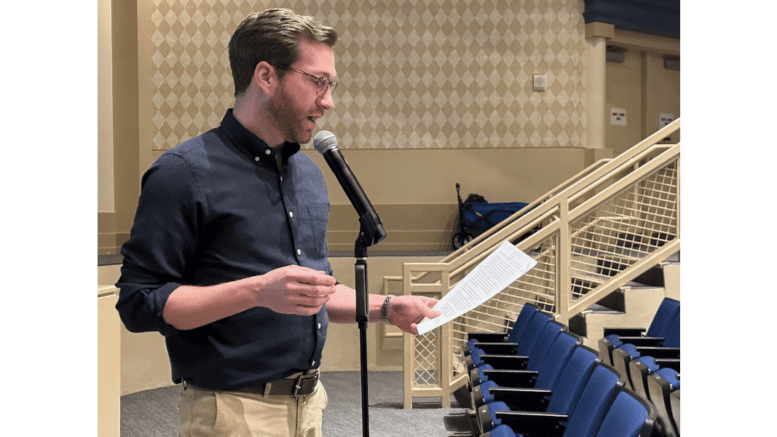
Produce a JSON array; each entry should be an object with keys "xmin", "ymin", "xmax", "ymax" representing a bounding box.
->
[{"xmin": 184, "ymin": 370, "xmax": 320, "ymax": 399}]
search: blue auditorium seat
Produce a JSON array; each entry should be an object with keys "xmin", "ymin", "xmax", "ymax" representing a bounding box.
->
[
  {"xmin": 474, "ymin": 346, "xmax": 601, "ymax": 433},
  {"xmin": 612, "ymin": 311, "xmax": 680, "ymax": 390},
  {"xmin": 594, "ymin": 386, "xmax": 658, "ymax": 437},
  {"xmin": 629, "ymin": 354, "xmax": 680, "ymax": 403},
  {"xmin": 466, "ymin": 310, "xmax": 553, "ymax": 371},
  {"xmin": 481, "ymin": 361, "xmax": 625, "ymax": 436},
  {"xmin": 647, "ymin": 368, "xmax": 680, "ymax": 437},
  {"xmin": 470, "ymin": 329, "xmax": 581, "ymax": 409},
  {"xmin": 464, "ymin": 303, "xmax": 539, "ymax": 356},
  {"xmin": 486, "ymin": 424, "xmax": 518, "ymax": 437},
  {"xmin": 481, "ymin": 386, "xmax": 658, "ymax": 437},
  {"xmin": 469, "ymin": 320, "xmax": 568, "ymax": 386},
  {"xmin": 599, "ymin": 298, "xmax": 680, "ymax": 366},
  {"xmin": 474, "ymin": 345, "xmax": 599, "ymax": 429}
]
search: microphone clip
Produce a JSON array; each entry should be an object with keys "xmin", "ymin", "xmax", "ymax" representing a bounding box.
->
[{"xmin": 355, "ymin": 211, "xmax": 387, "ymax": 258}]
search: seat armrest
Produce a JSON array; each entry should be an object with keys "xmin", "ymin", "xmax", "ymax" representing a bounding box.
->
[
  {"xmin": 655, "ymin": 358, "xmax": 681, "ymax": 373},
  {"xmin": 495, "ymin": 411, "xmax": 568, "ymax": 437},
  {"xmin": 475, "ymin": 342, "xmax": 519, "ymax": 355},
  {"xmin": 491, "ymin": 387, "xmax": 552, "ymax": 412},
  {"xmin": 483, "ymin": 369, "xmax": 539, "ymax": 388},
  {"xmin": 618, "ymin": 336, "xmax": 664, "ymax": 347},
  {"xmin": 636, "ymin": 346, "xmax": 680, "ymax": 359},
  {"xmin": 468, "ymin": 332, "xmax": 508, "ymax": 343},
  {"xmin": 603, "ymin": 327, "xmax": 646, "ymax": 337},
  {"xmin": 482, "ymin": 354, "xmax": 529, "ymax": 370}
]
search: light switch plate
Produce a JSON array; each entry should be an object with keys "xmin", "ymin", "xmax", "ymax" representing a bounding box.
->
[
  {"xmin": 611, "ymin": 108, "xmax": 627, "ymax": 126},
  {"xmin": 533, "ymin": 74, "xmax": 546, "ymax": 92}
]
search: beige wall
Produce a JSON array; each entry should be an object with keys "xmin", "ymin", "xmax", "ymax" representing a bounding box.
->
[
  {"xmin": 137, "ymin": 0, "xmax": 588, "ymax": 155},
  {"xmin": 98, "ymin": 0, "xmax": 114, "ymax": 214},
  {"xmin": 606, "ymin": 30, "xmax": 680, "ymax": 156}
]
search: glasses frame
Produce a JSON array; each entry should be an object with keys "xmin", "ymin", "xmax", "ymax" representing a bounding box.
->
[{"xmin": 273, "ymin": 64, "xmax": 338, "ymax": 94}]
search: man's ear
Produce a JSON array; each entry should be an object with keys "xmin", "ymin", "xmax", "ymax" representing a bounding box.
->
[{"xmin": 253, "ymin": 61, "xmax": 277, "ymax": 95}]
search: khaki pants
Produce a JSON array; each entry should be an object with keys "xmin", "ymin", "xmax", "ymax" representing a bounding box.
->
[{"xmin": 178, "ymin": 380, "xmax": 328, "ymax": 437}]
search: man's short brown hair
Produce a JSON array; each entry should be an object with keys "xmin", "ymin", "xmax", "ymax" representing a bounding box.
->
[{"xmin": 228, "ymin": 9, "xmax": 338, "ymax": 97}]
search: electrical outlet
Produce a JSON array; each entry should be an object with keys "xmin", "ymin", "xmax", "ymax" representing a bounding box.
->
[
  {"xmin": 533, "ymin": 74, "xmax": 546, "ymax": 92},
  {"xmin": 659, "ymin": 113, "xmax": 674, "ymax": 128},
  {"xmin": 611, "ymin": 108, "xmax": 627, "ymax": 126}
]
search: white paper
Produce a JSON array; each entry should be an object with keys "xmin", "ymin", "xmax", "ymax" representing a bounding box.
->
[{"xmin": 416, "ymin": 241, "xmax": 538, "ymax": 335}]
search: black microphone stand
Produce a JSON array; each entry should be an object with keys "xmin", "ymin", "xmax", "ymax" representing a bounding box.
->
[{"xmin": 353, "ymin": 211, "xmax": 386, "ymax": 437}]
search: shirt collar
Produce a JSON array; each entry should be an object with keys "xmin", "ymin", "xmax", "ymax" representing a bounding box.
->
[{"xmin": 220, "ymin": 109, "xmax": 301, "ymax": 164}]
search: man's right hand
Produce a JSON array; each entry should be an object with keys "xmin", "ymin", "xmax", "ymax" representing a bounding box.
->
[{"xmin": 253, "ymin": 266, "xmax": 337, "ymax": 316}]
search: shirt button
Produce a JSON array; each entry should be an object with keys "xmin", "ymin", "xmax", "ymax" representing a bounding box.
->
[
  {"xmin": 297, "ymin": 249, "xmax": 302, "ymax": 255},
  {"xmin": 254, "ymin": 156, "xmax": 260, "ymax": 161},
  {"xmin": 317, "ymin": 323, "xmax": 322, "ymax": 329},
  {"xmin": 289, "ymin": 211, "xmax": 294, "ymax": 218},
  {"xmin": 265, "ymin": 149, "xmax": 272, "ymax": 155}
]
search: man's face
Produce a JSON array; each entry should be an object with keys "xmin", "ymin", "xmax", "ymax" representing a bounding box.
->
[{"xmin": 267, "ymin": 38, "xmax": 336, "ymax": 144}]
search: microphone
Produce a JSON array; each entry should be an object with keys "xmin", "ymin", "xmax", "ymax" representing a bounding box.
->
[{"xmin": 314, "ymin": 131, "xmax": 387, "ymax": 247}]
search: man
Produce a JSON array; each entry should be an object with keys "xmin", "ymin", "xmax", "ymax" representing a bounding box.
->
[{"xmin": 116, "ymin": 9, "xmax": 440, "ymax": 437}]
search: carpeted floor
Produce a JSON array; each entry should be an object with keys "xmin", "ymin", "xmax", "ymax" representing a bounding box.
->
[{"xmin": 121, "ymin": 371, "xmax": 463, "ymax": 437}]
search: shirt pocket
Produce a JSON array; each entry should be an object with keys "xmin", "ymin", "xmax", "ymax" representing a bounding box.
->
[{"xmin": 303, "ymin": 202, "xmax": 330, "ymax": 259}]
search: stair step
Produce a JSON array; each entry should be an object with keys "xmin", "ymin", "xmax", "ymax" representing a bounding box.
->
[
  {"xmin": 569, "ymin": 285, "xmax": 666, "ymax": 348},
  {"xmin": 632, "ymin": 265, "xmax": 665, "ymax": 287}
]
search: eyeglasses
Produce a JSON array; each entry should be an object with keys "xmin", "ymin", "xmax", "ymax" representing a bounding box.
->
[{"xmin": 273, "ymin": 64, "xmax": 338, "ymax": 94}]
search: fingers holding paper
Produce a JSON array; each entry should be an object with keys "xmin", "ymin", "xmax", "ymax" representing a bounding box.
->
[{"xmin": 387, "ymin": 296, "xmax": 442, "ymax": 335}]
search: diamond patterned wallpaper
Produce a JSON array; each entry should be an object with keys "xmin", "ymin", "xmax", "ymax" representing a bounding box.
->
[{"xmin": 144, "ymin": 0, "xmax": 587, "ymax": 150}]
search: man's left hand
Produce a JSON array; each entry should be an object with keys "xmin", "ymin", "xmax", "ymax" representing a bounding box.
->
[{"xmin": 388, "ymin": 296, "xmax": 441, "ymax": 335}]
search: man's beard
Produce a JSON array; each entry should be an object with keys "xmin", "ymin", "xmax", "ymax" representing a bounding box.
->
[{"xmin": 266, "ymin": 81, "xmax": 313, "ymax": 144}]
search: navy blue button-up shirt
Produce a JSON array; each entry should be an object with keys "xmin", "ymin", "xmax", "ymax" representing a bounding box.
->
[{"xmin": 116, "ymin": 109, "xmax": 332, "ymax": 390}]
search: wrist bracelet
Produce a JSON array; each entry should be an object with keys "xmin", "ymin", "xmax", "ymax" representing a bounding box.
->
[{"xmin": 381, "ymin": 295, "xmax": 395, "ymax": 325}]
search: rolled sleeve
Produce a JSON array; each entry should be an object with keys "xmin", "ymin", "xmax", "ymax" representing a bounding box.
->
[{"xmin": 115, "ymin": 153, "xmax": 203, "ymax": 337}]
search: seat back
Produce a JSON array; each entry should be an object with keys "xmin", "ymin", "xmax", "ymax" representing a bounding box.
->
[
  {"xmin": 595, "ymin": 386, "xmax": 658, "ymax": 437},
  {"xmin": 546, "ymin": 345, "xmax": 599, "ymax": 415},
  {"xmin": 534, "ymin": 331, "xmax": 580, "ymax": 391},
  {"xmin": 526, "ymin": 320, "xmax": 565, "ymax": 371},
  {"xmin": 646, "ymin": 298, "xmax": 680, "ymax": 338},
  {"xmin": 515, "ymin": 310, "xmax": 552, "ymax": 357},
  {"xmin": 662, "ymin": 309, "xmax": 680, "ymax": 348},
  {"xmin": 563, "ymin": 362, "xmax": 625, "ymax": 436},
  {"xmin": 505, "ymin": 303, "xmax": 539, "ymax": 343}
]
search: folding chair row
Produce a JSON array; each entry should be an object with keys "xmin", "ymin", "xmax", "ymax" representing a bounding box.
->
[
  {"xmin": 465, "ymin": 304, "xmax": 553, "ymax": 371},
  {"xmin": 477, "ymin": 362, "xmax": 658, "ymax": 437},
  {"xmin": 600, "ymin": 300, "xmax": 679, "ymax": 389},
  {"xmin": 454, "ymin": 333, "xmax": 658, "ymax": 436},
  {"xmin": 446, "ymin": 304, "xmax": 576, "ymax": 435},
  {"xmin": 598, "ymin": 298, "xmax": 680, "ymax": 367},
  {"xmin": 483, "ymin": 385, "xmax": 658, "ymax": 437},
  {"xmin": 463, "ymin": 303, "xmax": 541, "ymax": 356},
  {"xmin": 596, "ymin": 298, "xmax": 680, "ymax": 437},
  {"xmin": 446, "ymin": 301, "xmax": 666, "ymax": 437}
]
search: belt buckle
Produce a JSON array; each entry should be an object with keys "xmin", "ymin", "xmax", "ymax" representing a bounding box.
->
[{"xmin": 293, "ymin": 369, "xmax": 320, "ymax": 399}]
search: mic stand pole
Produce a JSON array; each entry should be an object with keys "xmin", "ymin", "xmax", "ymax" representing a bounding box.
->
[{"xmin": 354, "ymin": 212, "xmax": 386, "ymax": 437}]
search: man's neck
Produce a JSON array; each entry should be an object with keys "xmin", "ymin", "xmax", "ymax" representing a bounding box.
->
[{"xmin": 233, "ymin": 96, "xmax": 285, "ymax": 149}]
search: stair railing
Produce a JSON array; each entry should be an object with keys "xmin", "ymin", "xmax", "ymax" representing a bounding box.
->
[{"xmin": 400, "ymin": 119, "xmax": 680, "ymax": 408}]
